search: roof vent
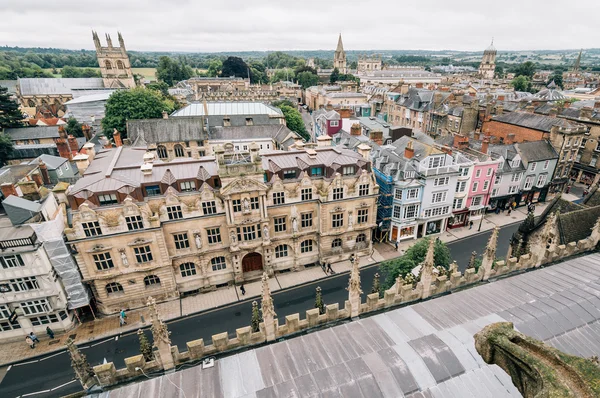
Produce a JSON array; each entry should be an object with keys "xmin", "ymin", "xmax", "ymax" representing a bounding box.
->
[
  {"xmin": 306, "ymin": 149, "xmax": 317, "ymax": 159},
  {"xmin": 141, "ymin": 163, "xmax": 153, "ymax": 175}
]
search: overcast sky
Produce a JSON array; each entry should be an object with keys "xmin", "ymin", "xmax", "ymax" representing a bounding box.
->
[{"xmin": 0, "ymin": 0, "xmax": 597, "ymax": 53}]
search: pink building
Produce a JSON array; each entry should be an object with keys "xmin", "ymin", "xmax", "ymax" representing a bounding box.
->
[
  {"xmin": 316, "ymin": 110, "xmax": 342, "ymax": 137},
  {"xmin": 467, "ymin": 159, "xmax": 499, "ymax": 222}
]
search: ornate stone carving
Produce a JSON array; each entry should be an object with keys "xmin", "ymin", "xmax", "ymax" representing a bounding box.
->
[
  {"xmin": 261, "ymin": 273, "xmax": 277, "ymax": 342},
  {"xmin": 147, "ymin": 296, "xmax": 175, "ymax": 370},
  {"xmin": 66, "ymin": 338, "xmax": 95, "ymax": 389},
  {"xmin": 347, "ymin": 253, "xmax": 362, "ymax": 318},
  {"xmin": 99, "ymin": 210, "xmax": 121, "ymax": 227},
  {"xmin": 292, "ymin": 218, "xmax": 298, "ymax": 233},
  {"xmin": 418, "ymin": 239, "xmax": 435, "ymax": 299},
  {"xmin": 481, "ymin": 227, "xmax": 499, "ymax": 280},
  {"xmin": 119, "ymin": 249, "xmax": 129, "ymax": 267},
  {"xmin": 194, "ymin": 233, "xmax": 202, "ymax": 249}
]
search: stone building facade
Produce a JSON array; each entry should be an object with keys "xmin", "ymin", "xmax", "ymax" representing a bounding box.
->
[
  {"xmin": 93, "ymin": 31, "xmax": 136, "ymax": 89},
  {"xmin": 478, "ymin": 40, "xmax": 497, "ymax": 80},
  {"xmin": 66, "ymin": 144, "xmax": 378, "ymax": 314},
  {"xmin": 333, "ymin": 34, "xmax": 347, "ymax": 74}
]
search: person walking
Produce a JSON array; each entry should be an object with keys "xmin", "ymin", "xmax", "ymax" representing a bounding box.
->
[
  {"xmin": 394, "ymin": 240, "xmax": 399, "ymax": 251},
  {"xmin": 240, "ymin": 284, "xmax": 246, "ymax": 296},
  {"xmin": 119, "ymin": 309, "xmax": 127, "ymax": 326},
  {"xmin": 46, "ymin": 326, "xmax": 55, "ymax": 339},
  {"xmin": 25, "ymin": 335, "xmax": 35, "ymax": 349},
  {"xmin": 327, "ymin": 263, "xmax": 334, "ymax": 274},
  {"xmin": 469, "ymin": 221, "xmax": 473, "ymax": 230},
  {"xmin": 29, "ymin": 332, "xmax": 40, "ymax": 344},
  {"xmin": 507, "ymin": 207, "xmax": 512, "ymax": 216}
]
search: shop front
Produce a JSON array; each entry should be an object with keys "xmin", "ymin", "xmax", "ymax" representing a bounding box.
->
[
  {"xmin": 390, "ymin": 222, "xmax": 418, "ymax": 242},
  {"xmin": 447, "ymin": 210, "xmax": 469, "ymax": 229},
  {"xmin": 417, "ymin": 218, "xmax": 446, "ymax": 238}
]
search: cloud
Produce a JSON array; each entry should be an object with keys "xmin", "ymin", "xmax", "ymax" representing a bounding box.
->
[{"xmin": 0, "ymin": 0, "xmax": 597, "ymax": 52}]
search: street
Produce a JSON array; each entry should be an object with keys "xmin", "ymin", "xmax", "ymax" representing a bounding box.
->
[{"xmin": 0, "ymin": 222, "xmax": 520, "ymax": 398}]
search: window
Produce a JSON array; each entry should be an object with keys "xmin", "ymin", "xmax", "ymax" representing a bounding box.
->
[
  {"xmin": 359, "ymin": 184, "xmax": 369, "ymax": 196},
  {"xmin": 106, "ymin": 282, "xmax": 123, "ymax": 295},
  {"xmin": 126, "ymin": 215, "xmax": 143, "ymax": 231},
  {"xmin": 300, "ymin": 240, "xmax": 313, "ymax": 253},
  {"xmin": 207, "ymin": 228, "xmax": 221, "ymax": 244},
  {"xmin": 157, "ymin": 145, "xmax": 168, "ymax": 159},
  {"xmin": 144, "ymin": 275, "xmax": 161, "ymax": 287},
  {"xmin": 475, "ymin": 169, "xmax": 481, "ymax": 178},
  {"xmin": 404, "ymin": 171, "xmax": 415, "ymax": 179},
  {"xmin": 529, "ymin": 162, "xmax": 536, "ymax": 172},
  {"xmin": 332, "ymin": 213, "xmax": 344, "ymax": 228},
  {"xmin": 494, "ymin": 175, "xmax": 502, "ymax": 185},
  {"xmin": 180, "ymin": 262, "xmax": 196, "ymax": 277},
  {"xmin": 20, "ymin": 299, "xmax": 51, "ymax": 316},
  {"xmin": 511, "ymin": 172, "xmax": 522, "ymax": 182},
  {"xmin": 104, "ymin": 60, "xmax": 112, "ymax": 70},
  {"xmin": 311, "ymin": 167, "xmax": 323, "ymax": 176},
  {"xmin": 472, "ymin": 182, "xmax": 479, "ymax": 192},
  {"xmin": 0, "ymin": 305, "xmax": 10, "ymax": 320},
  {"xmin": 117, "ymin": 60, "xmax": 125, "ymax": 69},
  {"xmin": 275, "ymin": 245, "xmax": 288, "ymax": 258},
  {"xmin": 93, "ymin": 252, "xmax": 114, "ymax": 270},
  {"xmin": 146, "ymin": 185, "xmax": 161, "ymax": 196},
  {"xmin": 98, "ymin": 193, "xmax": 118, "ymax": 205},
  {"xmin": 459, "ymin": 167, "xmax": 469, "ymax": 177},
  {"xmin": 394, "ymin": 189, "xmax": 403, "ymax": 200},
  {"xmin": 58, "ymin": 168, "xmax": 63, "ymax": 176},
  {"xmin": 486, "ymin": 168, "xmax": 493, "ymax": 176},
  {"xmin": 431, "ymin": 191, "xmax": 447, "ymax": 203},
  {"xmin": 423, "ymin": 206, "xmax": 450, "ymax": 218},
  {"xmin": 134, "ymin": 246, "xmax": 153, "ymax": 263},
  {"xmin": 272, "ymin": 192, "xmax": 285, "ymax": 205},
  {"xmin": 511, "ymin": 159, "xmax": 520, "ymax": 168},
  {"xmin": 427, "ymin": 156, "xmax": 444, "ymax": 168},
  {"xmin": 434, "ymin": 177, "xmax": 449, "ymax": 186},
  {"xmin": 483, "ymin": 181, "xmax": 489, "ymax": 191},
  {"xmin": 453, "ymin": 198, "xmax": 463, "ymax": 210},
  {"xmin": 404, "ymin": 204, "xmax": 418, "ymax": 219},
  {"xmin": 343, "ymin": 166, "xmax": 354, "ymax": 175},
  {"xmin": 472, "ymin": 196, "xmax": 483, "ymax": 207},
  {"xmin": 332, "ymin": 238, "xmax": 342, "ymax": 248},
  {"xmin": 333, "ymin": 187, "xmax": 344, "ymax": 200},
  {"xmin": 406, "ymin": 188, "xmax": 419, "ymax": 199},
  {"xmin": 491, "ymin": 188, "xmax": 498, "ymax": 197},
  {"xmin": 524, "ymin": 176, "xmax": 534, "ymax": 190},
  {"xmin": 180, "ymin": 181, "xmax": 196, "ymax": 192},
  {"xmin": 30, "ymin": 314, "xmax": 59, "ymax": 326},
  {"xmin": 581, "ymin": 138, "xmax": 587, "ymax": 148},
  {"xmin": 301, "ymin": 212, "xmax": 313, "ymax": 228},
  {"xmin": 301, "ymin": 188, "xmax": 313, "ymax": 201},
  {"xmin": 393, "ymin": 205, "xmax": 401, "ymax": 219},
  {"xmin": 211, "ymin": 256, "xmax": 226, "ymax": 271},
  {"xmin": 536, "ymin": 174, "xmax": 547, "ymax": 187},
  {"xmin": 283, "ymin": 170, "xmax": 297, "ymax": 179},
  {"xmin": 357, "ymin": 209, "xmax": 368, "ymax": 224},
  {"xmin": 543, "ymin": 160, "xmax": 549, "ymax": 170},
  {"xmin": 167, "ymin": 205, "xmax": 183, "ymax": 220},
  {"xmin": 10, "ymin": 277, "xmax": 39, "ymax": 292},
  {"xmin": 242, "ymin": 225, "xmax": 257, "ymax": 241},
  {"xmin": 1, "ymin": 254, "xmax": 24, "ymax": 269},
  {"xmin": 274, "ymin": 217, "xmax": 286, "ymax": 233},
  {"xmin": 174, "ymin": 144, "xmax": 185, "ymax": 157},
  {"xmin": 356, "ymin": 233, "xmax": 366, "ymax": 243},
  {"xmin": 508, "ymin": 185, "xmax": 519, "ymax": 194},
  {"xmin": 202, "ymin": 201, "xmax": 217, "ymax": 215},
  {"xmin": 250, "ymin": 197, "xmax": 259, "ymax": 209},
  {"xmin": 576, "ymin": 153, "xmax": 582, "ymax": 163},
  {"xmin": 591, "ymin": 156, "xmax": 598, "ymax": 167},
  {"xmin": 566, "ymin": 138, "xmax": 572, "ymax": 147},
  {"xmin": 233, "ymin": 199, "xmax": 242, "ymax": 212},
  {"xmin": 330, "ymin": 120, "xmax": 339, "ymax": 127},
  {"xmin": 174, "ymin": 233, "xmax": 190, "ymax": 250},
  {"xmin": 456, "ymin": 181, "xmax": 467, "ymax": 193}
]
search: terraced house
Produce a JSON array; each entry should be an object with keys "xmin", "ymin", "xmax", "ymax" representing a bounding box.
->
[{"xmin": 65, "ymin": 143, "xmax": 378, "ymax": 314}]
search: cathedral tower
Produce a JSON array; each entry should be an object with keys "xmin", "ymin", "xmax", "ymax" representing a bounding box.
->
[
  {"xmin": 333, "ymin": 34, "xmax": 347, "ymax": 74},
  {"xmin": 93, "ymin": 31, "xmax": 136, "ymax": 89},
  {"xmin": 478, "ymin": 39, "xmax": 497, "ymax": 80}
]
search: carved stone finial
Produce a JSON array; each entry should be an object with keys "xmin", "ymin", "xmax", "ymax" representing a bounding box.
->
[
  {"xmin": 419, "ymin": 239, "xmax": 436, "ymax": 299},
  {"xmin": 481, "ymin": 227, "xmax": 499, "ymax": 280},
  {"xmin": 66, "ymin": 338, "xmax": 95, "ymax": 389},
  {"xmin": 260, "ymin": 273, "xmax": 277, "ymax": 341},
  {"xmin": 347, "ymin": 252, "xmax": 363, "ymax": 317},
  {"xmin": 467, "ymin": 251, "xmax": 477, "ymax": 269},
  {"xmin": 146, "ymin": 296, "xmax": 174, "ymax": 370}
]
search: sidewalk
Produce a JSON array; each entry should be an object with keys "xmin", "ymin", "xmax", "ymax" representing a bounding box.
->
[{"xmin": 0, "ymin": 250, "xmax": 384, "ymax": 366}]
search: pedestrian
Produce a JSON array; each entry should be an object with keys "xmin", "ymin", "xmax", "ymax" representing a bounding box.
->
[
  {"xmin": 394, "ymin": 240, "xmax": 399, "ymax": 251},
  {"xmin": 327, "ymin": 263, "xmax": 334, "ymax": 274},
  {"xmin": 119, "ymin": 309, "xmax": 127, "ymax": 326},
  {"xmin": 25, "ymin": 335, "xmax": 35, "ymax": 349},
  {"xmin": 46, "ymin": 326, "xmax": 55, "ymax": 339},
  {"xmin": 512, "ymin": 202, "xmax": 516, "ymax": 210},
  {"xmin": 583, "ymin": 190, "xmax": 589, "ymax": 198},
  {"xmin": 469, "ymin": 221, "xmax": 473, "ymax": 230},
  {"xmin": 566, "ymin": 185, "xmax": 571, "ymax": 194},
  {"xmin": 508, "ymin": 207, "xmax": 512, "ymax": 216},
  {"xmin": 240, "ymin": 284, "xmax": 246, "ymax": 296},
  {"xmin": 29, "ymin": 332, "xmax": 40, "ymax": 343}
]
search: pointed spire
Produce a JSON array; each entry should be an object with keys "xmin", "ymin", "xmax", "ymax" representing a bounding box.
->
[
  {"xmin": 348, "ymin": 252, "xmax": 362, "ymax": 318},
  {"xmin": 260, "ymin": 273, "xmax": 276, "ymax": 319},
  {"xmin": 106, "ymin": 33, "xmax": 113, "ymax": 47},
  {"xmin": 573, "ymin": 49, "xmax": 582, "ymax": 72},
  {"xmin": 66, "ymin": 338, "xmax": 95, "ymax": 389},
  {"xmin": 147, "ymin": 296, "xmax": 175, "ymax": 370},
  {"xmin": 419, "ymin": 239, "xmax": 436, "ymax": 299},
  {"xmin": 481, "ymin": 227, "xmax": 499, "ymax": 280},
  {"xmin": 336, "ymin": 33, "xmax": 345, "ymax": 53}
]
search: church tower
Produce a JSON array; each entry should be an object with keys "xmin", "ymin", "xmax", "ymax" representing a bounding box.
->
[
  {"xmin": 478, "ymin": 39, "xmax": 497, "ymax": 80},
  {"xmin": 333, "ymin": 34, "xmax": 347, "ymax": 74},
  {"xmin": 93, "ymin": 31, "xmax": 136, "ymax": 89}
]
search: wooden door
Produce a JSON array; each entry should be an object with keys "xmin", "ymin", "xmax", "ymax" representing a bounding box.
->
[{"xmin": 242, "ymin": 252, "xmax": 263, "ymax": 273}]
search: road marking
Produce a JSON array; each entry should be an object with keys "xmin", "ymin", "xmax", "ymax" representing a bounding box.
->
[
  {"xmin": 21, "ymin": 389, "xmax": 51, "ymax": 397},
  {"xmin": 115, "ymin": 336, "xmax": 119, "ymax": 341},
  {"xmin": 39, "ymin": 351, "xmax": 65, "ymax": 361},
  {"xmin": 7, "ymin": 365, "xmax": 11, "ymax": 371},
  {"xmin": 50, "ymin": 379, "xmax": 77, "ymax": 391},
  {"xmin": 90, "ymin": 338, "xmax": 113, "ymax": 347},
  {"xmin": 13, "ymin": 359, "xmax": 39, "ymax": 367}
]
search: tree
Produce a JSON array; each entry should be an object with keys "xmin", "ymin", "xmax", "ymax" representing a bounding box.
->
[
  {"xmin": 294, "ymin": 65, "xmax": 317, "ymax": 76},
  {"xmin": 371, "ymin": 273, "xmax": 381, "ymax": 298},
  {"xmin": 278, "ymin": 105, "xmax": 309, "ymax": 141},
  {"xmin": 61, "ymin": 66, "xmax": 101, "ymax": 78},
  {"xmin": 514, "ymin": 61, "xmax": 536, "ymax": 79},
  {"xmin": 64, "ymin": 117, "xmax": 83, "ymax": 137},
  {"xmin": 495, "ymin": 65, "xmax": 505, "ymax": 79},
  {"xmin": 102, "ymin": 87, "xmax": 175, "ymax": 138},
  {"xmin": 329, "ymin": 67, "xmax": 340, "ymax": 84},
  {"xmin": 296, "ymin": 71, "xmax": 319, "ymax": 89},
  {"xmin": 511, "ymin": 75, "xmax": 532, "ymax": 92},
  {"xmin": 146, "ymin": 81, "xmax": 169, "ymax": 96},
  {"xmin": 379, "ymin": 257, "xmax": 417, "ymax": 291},
  {"xmin": 547, "ymin": 73, "xmax": 564, "ymax": 89},
  {"xmin": 206, "ymin": 59, "xmax": 222, "ymax": 77},
  {"xmin": 249, "ymin": 61, "xmax": 267, "ymax": 84},
  {"xmin": 315, "ymin": 287, "xmax": 325, "ymax": 315},
  {"xmin": 221, "ymin": 56, "xmax": 250, "ymax": 79},
  {"xmin": 250, "ymin": 300, "xmax": 262, "ymax": 332},
  {"xmin": 337, "ymin": 73, "xmax": 359, "ymax": 83},
  {"xmin": 156, "ymin": 56, "xmax": 194, "ymax": 86},
  {"xmin": 137, "ymin": 329, "xmax": 153, "ymax": 362},
  {"xmin": 0, "ymin": 86, "xmax": 23, "ymax": 128},
  {"xmin": 0, "ymin": 134, "xmax": 14, "ymax": 168}
]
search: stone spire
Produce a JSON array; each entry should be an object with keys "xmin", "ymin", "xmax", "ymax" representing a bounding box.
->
[
  {"xmin": 573, "ymin": 49, "xmax": 582, "ymax": 72},
  {"xmin": 480, "ymin": 227, "xmax": 499, "ymax": 280},
  {"xmin": 147, "ymin": 296, "xmax": 175, "ymax": 370},
  {"xmin": 531, "ymin": 212, "xmax": 558, "ymax": 265},
  {"xmin": 66, "ymin": 338, "xmax": 96, "ymax": 389},
  {"xmin": 419, "ymin": 239, "xmax": 436, "ymax": 299},
  {"xmin": 261, "ymin": 272, "xmax": 277, "ymax": 341},
  {"xmin": 348, "ymin": 252, "xmax": 362, "ymax": 318},
  {"xmin": 336, "ymin": 33, "xmax": 345, "ymax": 53}
]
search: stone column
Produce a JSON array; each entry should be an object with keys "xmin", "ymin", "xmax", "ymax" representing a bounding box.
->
[
  {"xmin": 480, "ymin": 227, "xmax": 499, "ymax": 281},
  {"xmin": 260, "ymin": 273, "xmax": 277, "ymax": 342},
  {"xmin": 347, "ymin": 253, "xmax": 362, "ymax": 318},
  {"xmin": 419, "ymin": 239, "xmax": 435, "ymax": 299},
  {"xmin": 147, "ymin": 296, "xmax": 175, "ymax": 370},
  {"xmin": 66, "ymin": 338, "xmax": 96, "ymax": 389}
]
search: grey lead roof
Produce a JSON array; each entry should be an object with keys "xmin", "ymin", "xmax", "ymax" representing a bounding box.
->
[
  {"xmin": 17, "ymin": 78, "xmax": 105, "ymax": 96},
  {"xmin": 3, "ymin": 126, "xmax": 60, "ymax": 141},
  {"xmin": 96, "ymin": 252, "xmax": 600, "ymax": 398},
  {"xmin": 515, "ymin": 140, "xmax": 559, "ymax": 163}
]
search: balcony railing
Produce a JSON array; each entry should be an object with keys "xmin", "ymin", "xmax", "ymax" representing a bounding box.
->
[
  {"xmin": 0, "ymin": 235, "xmax": 37, "ymax": 250},
  {"xmin": 419, "ymin": 165, "xmax": 460, "ymax": 176}
]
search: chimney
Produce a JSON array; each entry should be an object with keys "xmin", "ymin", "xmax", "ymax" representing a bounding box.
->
[
  {"xmin": 474, "ymin": 131, "xmax": 481, "ymax": 140},
  {"xmin": 68, "ymin": 135, "xmax": 79, "ymax": 153},
  {"xmin": 506, "ymin": 133, "xmax": 516, "ymax": 144},
  {"xmin": 82, "ymin": 143, "xmax": 96, "ymax": 161},
  {"xmin": 350, "ymin": 123, "xmax": 362, "ymax": 136},
  {"xmin": 56, "ymin": 139, "xmax": 72, "ymax": 160},
  {"xmin": 73, "ymin": 154, "xmax": 90, "ymax": 174},
  {"xmin": 433, "ymin": 92, "xmax": 443, "ymax": 108},
  {"xmin": 17, "ymin": 181, "xmax": 40, "ymax": 201},
  {"xmin": 317, "ymin": 135, "xmax": 333, "ymax": 147},
  {"xmin": 400, "ymin": 84, "xmax": 409, "ymax": 94},
  {"xmin": 594, "ymin": 99, "xmax": 600, "ymax": 109},
  {"xmin": 415, "ymin": 82, "xmax": 423, "ymax": 89},
  {"xmin": 453, "ymin": 134, "xmax": 469, "ymax": 149},
  {"xmin": 58, "ymin": 125, "xmax": 67, "ymax": 139},
  {"xmin": 306, "ymin": 149, "xmax": 317, "ymax": 159},
  {"xmin": 405, "ymin": 140, "xmax": 415, "ymax": 159},
  {"xmin": 563, "ymin": 101, "xmax": 571, "ymax": 108},
  {"xmin": 580, "ymin": 106, "xmax": 593, "ymax": 120},
  {"xmin": 525, "ymin": 106, "xmax": 535, "ymax": 114},
  {"xmin": 162, "ymin": 111, "xmax": 169, "ymax": 119},
  {"xmin": 497, "ymin": 95, "xmax": 505, "ymax": 101},
  {"xmin": 32, "ymin": 172, "xmax": 43, "ymax": 187},
  {"xmin": 357, "ymin": 143, "xmax": 371, "ymax": 160},
  {"xmin": 481, "ymin": 138, "xmax": 490, "ymax": 155},
  {"xmin": 39, "ymin": 161, "xmax": 51, "ymax": 185},
  {"xmin": 441, "ymin": 146, "xmax": 452, "ymax": 156},
  {"xmin": 81, "ymin": 124, "xmax": 91, "ymax": 140},
  {"xmin": 549, "ymin": 107, "xmax": 558, "ymax": 118},
  {"xmin": 113, "ymin": 129, "xmax": 123, "ymax": 147},
  {"xmin": 1, "ymin": 183, "xmax": 17, "ymax": 198},
  {"xmin": 369, "ymin": 130, "xmax": 383, "ymax": 146}
]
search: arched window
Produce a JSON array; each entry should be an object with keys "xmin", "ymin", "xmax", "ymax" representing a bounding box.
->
[
  {"xmin": 356, "ymin": 233, "xmax": 366, "ymax": 243},
  {"xmin": 300, "ymin": 240, "xmax": 313, "ymax": 253},
  {"xmin": 144, "ymin": 275, "xmax": 161, "ymax": 287},
  {"xmin": 180, "ymin": 262, "xmax": 196, "ymax": 277},
  {"xmin": 174, "ymin": 144, "xmax": 185, "ymax": 158},
  {"xmin": 105, "ymin": 282, "xmax": 123, "ymax": 295},
  {"xmin": 104, "ymin": 60, "xmax": 113, "ymax": 70},
  {"xmin": 116, "ymin": 60, "xmax": 125, "ymax": 70},
  {"xmin": 332, "ymin": 238, "xmax": 342, "ymax": 248},
  {"xmin": 275, "ymin": 244, "xmax": 288, "ymax": 258},
  {"xmin": 27, "ymin": 99, "xmax": 36, "ymax": 107},
  {"xmin": 157, "ymin": 145, "xmax": 168, "ymax": 159}
]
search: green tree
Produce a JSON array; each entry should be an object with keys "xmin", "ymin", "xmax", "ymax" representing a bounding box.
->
[
  {"xmin": 206, "ymin": 59, "xmax": 222, "ymax": 77},
  {"xmin": 221, "ymin": 56, "xmax": 250, "ymax": 79},
  {"xmin": 329, "ymin": 67, "xmax": 340, "ymax": 83},
  {"xmin": 249, "ymin": 61, "xmax": 267, "ymax": 84},
  {"xmin": 102, "ymin": 87, "xmax": 175, "ymax": 139},
  {"xmin": 64, "ymin": 117, "xmax": 83, "ymax": 137},
  {"xmin": 296, "ymin": 71, "xmax": 319, "ymax": 89},
  {"xmin": 250, "ymin": 300, "xmax": 262, "ymax": 332},
  {"xmin": 137, "ymin": 329, "xmax": 153, "ymax": 362},
  {"xmin": 278, "ymin": 105, "xmax": 309, "ymax": 141},
  {"xmin": 61, "ymin": 66, "xmax": 101, "ymax": 78},
  {"xmin": 315, "ymin": 287, "xmax": 325, "ymax": 315},
  {"xmin": 514, "ymin": 61, "xmax": 536, "ymax": 79},
  {"xmin": 511, "ymin": 75, "xmax": 532, "ymax": 92},
  {"xmin": 145, "ymin": 81, "xmax": 169, "ymax": 96},
  {"xmin": 0, "ymin": 134, "xmax": 14, "ymax": 168},
  {"xmin": 379, "ymin": 257, "xmax": 417, "ymax": 290},
  {"xmin": 156, "ymin": 56, "xmax": 194, "ymax": 86},
  {"xmin": 371, "ymin": 273, "xmax": 381, "ymax": 298},
  {"xmin": 0, "ymin": 86, "xmax": 23, "ymax": 128},
  {"xmin": 547, "ymin": 73, "xmax": 564, "ymax": 89},
  {"xmin": 495, "ymin": 65, "xmax": 505, "ymax": 79}
]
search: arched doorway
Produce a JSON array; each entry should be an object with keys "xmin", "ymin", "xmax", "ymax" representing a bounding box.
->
[{"xmin": 242, "ymin": 252, "xmax": 263, "ymax": 273}]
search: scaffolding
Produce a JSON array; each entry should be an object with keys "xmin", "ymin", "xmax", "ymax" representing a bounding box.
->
[{"xmin": 375, "ymin": 168, "xmax": 394, "ymax": 241}]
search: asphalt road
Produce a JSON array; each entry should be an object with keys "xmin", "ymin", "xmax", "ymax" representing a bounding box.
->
[{"xmin": 0, "ymin": 222, "xmax": 520, "ymax": 398}]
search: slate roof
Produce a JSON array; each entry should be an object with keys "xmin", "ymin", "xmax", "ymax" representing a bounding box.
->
[
  {"xmin": 0, "ymin": 80, "xmax": 18, "ymax": 94},
  {"xmin": 3, "ymin": 126, "xmax": 60, "ymax": 141},
  {"xmin": 515, "ymin": 140, "xmax": 559, "ymax": 163},
  {"xmin": 127, "ymin": 117, "xmax": 207, "ymax": 146},
  {"xmin": 17, "ymin": 78, "xmax": 105, "ymax": 96},
  {"xmin": 0, "ymin": 164, "xmax": 38, "ymax": 186},
  {"xmin": 171, "ymin": 102, "xmax": 282, "ymax": 117},
  {"xmin": 97, "ymin": 253, "xmax": 600, "ymax": 398},
  {"xmin": 491, "ymin": 111, "xmax": 585, "ymax": 133},
  {"xmin": 2, "ymin": 195, "xmax": 42, "ymax": 225},
  {"xmin": 261, "ymin": 147, "xmax": 366, "ymax": 173},
  {"xmin": 557, "ymin": 206, "xmax": 600, "ymax": 245},
  {"xmin": 28, "ymin": 154, "xmax": 68, "ymax": 170}
]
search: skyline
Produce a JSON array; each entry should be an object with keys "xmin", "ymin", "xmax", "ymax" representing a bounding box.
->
[{"xmin": 0, "ymin": 0, "xmax": 598, "ymax": 53}]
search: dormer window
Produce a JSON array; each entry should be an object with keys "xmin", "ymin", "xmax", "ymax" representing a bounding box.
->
[
  {"xmin": 511, "ymin": 159, "xmax": 520, "ymax": 168},
  {"xmin": 223, "ymin": 117, "xmax": 231, "ymax": 127},
  {"xmin": 245, "ymin": 117, "xmax": 253, "ymax": 126},
  {"xmin": 283, "ymin": 170, "xmax": 297, "ymax": 179}
]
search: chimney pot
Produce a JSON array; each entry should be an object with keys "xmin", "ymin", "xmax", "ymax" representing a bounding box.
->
[{"xmin": 405, "ymin": 141, "xmax": 415, "ymax": 159}]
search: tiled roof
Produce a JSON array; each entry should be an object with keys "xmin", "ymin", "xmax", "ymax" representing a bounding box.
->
[
  {"xmin": 515, "ymin": 140, "xmax": 559, "ymax": 163},
  {"xmin": 491, "ymin": 111, "xmax": 585, "ymax": 133},
  {"xmin": 261, "ymin": 147, "xmax": 366, "ymax": 172},
  {"xmin": 3, "ymin": 126, "xmax": 60, "ymax": 141},
  {"xmin": 127, "ymin": 117, "xmax": 206, "ymax": 146}
]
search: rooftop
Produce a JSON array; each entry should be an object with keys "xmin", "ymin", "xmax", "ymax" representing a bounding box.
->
[
  {"xmin": 491, "ymin": 111, "xmax": 586, "ymax": 133},
  {"xmin": 17, "ymin": 78, "xmax": 105, "ymax": 96},
  {"xmin": 171, "ymin": 102, "xmax": 282, "ymax": 117},
  {"xmin": 3, "ymin": 126, "xmax": 60, "ymax": 141}
]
